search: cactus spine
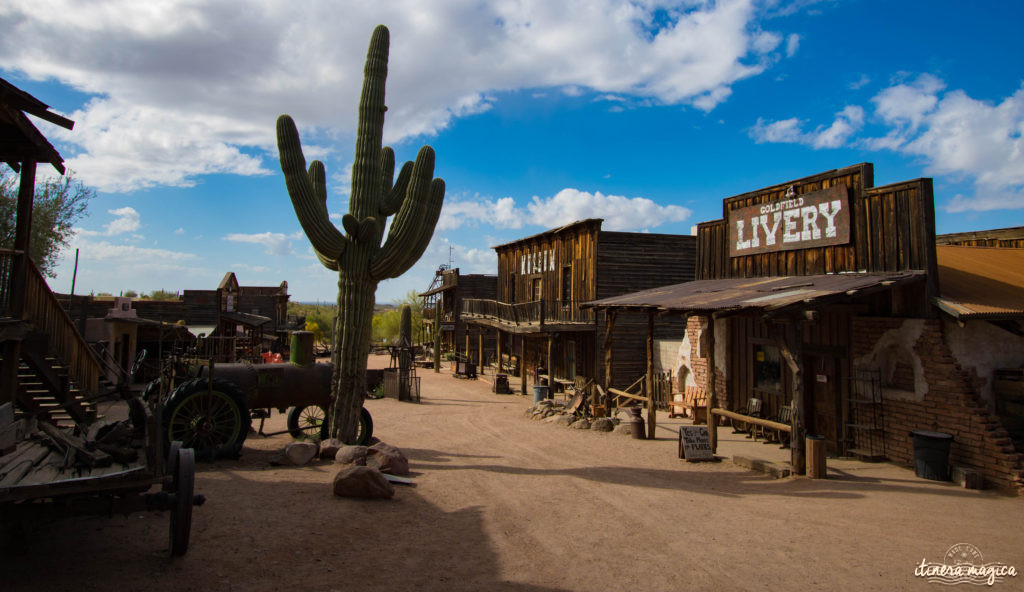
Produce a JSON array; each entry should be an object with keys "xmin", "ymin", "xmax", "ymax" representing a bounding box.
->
[{"xmin": 277, "ymin": 25, "xmax": 445, "ymax": 441}]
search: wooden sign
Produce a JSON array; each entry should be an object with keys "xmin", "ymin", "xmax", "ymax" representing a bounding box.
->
[
  {"xmin": 728, "ymin": 184, "xmax": 850, "ymax": 257},
  {"xmin": 678, "ymin": 426, "xmax": 714, "ymax": 462}
]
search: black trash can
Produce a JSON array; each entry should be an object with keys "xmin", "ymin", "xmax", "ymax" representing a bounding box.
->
[{"xmin": 910, "ymin": 430, "xmax": 953, "ymax": 481}]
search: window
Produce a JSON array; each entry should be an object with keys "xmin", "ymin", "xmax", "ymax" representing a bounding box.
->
[
  {"xmin": 531, "ymin": 278, "xmax": 542, "ymax": 301},
  {"xmin": 753, "ymin": 343, "xmax": 783, "ymax": 393},
  {"xmin": 561, "ymin": 266, "xmax": 572, "ymax": 303}
]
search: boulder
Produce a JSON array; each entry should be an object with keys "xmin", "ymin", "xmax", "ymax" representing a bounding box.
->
[
  {"xmin": 319, "ymin": 438, "xmax": 346, "ymax": 460},
  {"xmin": 555, "ymin": 414, "xmax": 575, "ymax": 427},
  {"xmin": 616, "ymin": 423, "xmax": 633, "ymax": 435},
  {"xmin": 366, "ymin": 442, "xmax": 410, "ymax": 476},
  {"xmin": 570, "ymin": 418, "xmax": 591, "ymax": 430},
  {"xmin": 590, "ymin": 418, "xmax": 615, "ymax": 432},
  {"xmin": 332, "ymin": 466, "xmax": 394, "ymax": 499},
  {"xmin": 284, "ymin": 441, "xmax": 319, "ymax": 466},
  {"xmin": 335, "ymin": 445, "xmax": 368, "ymax": 466},
  {"xmin": 544, "ymin": 413, "xmax": 563, "ymax": 423}
]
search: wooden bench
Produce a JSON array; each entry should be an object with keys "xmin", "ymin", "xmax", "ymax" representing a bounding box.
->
[{"xmin": 668, "ymin": 386, "xmax": 708, "ymax": 424}]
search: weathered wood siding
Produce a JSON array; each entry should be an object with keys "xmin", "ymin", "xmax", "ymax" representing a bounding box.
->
[
  {"xmin": 596, "ymin": 232, "xmax": 696, "ymax": 389},
  {"xmin": 595, "ymin": 232, "xmax": 696, "ymax": 299},
  {"xmin": 697, "ymin": 164, "xmax": 938, "ymax": 293},
  {"xmin": 496, "ymin": 220, "xmax": 600, "ymax": 306}
]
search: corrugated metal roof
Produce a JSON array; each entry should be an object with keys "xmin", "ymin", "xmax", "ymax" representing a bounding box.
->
[
  {"xmin": 934, "ymin": 246, "xmax": 1024, "ymax": 320},
  {"xmin": 583, "ymin": 272, "xmax": 924, "ymax": 315}
]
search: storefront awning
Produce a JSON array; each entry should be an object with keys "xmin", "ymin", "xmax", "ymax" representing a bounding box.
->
[
  {"xmin": 583, "ymin": 272, "xmax": 925, "ymax": 316},
  {"xmin": 933, "ymin": 246, "xmax": 1024, "ymax": 320}
]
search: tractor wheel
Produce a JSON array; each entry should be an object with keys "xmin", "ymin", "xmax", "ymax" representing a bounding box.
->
[
  {"xmin": 315, "ymin": 405, "xmax": 376, "ymax": 442},
  {"xmin": 164, "ymin": 378, "xmax": 249, "ymax": 460},
  {"xmin": 286, "ymin": 405, "xmax": 329, "ymax": 440}
]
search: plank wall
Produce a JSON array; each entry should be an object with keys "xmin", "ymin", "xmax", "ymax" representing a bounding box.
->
[{"xmin": 696, "ymin": 164, "xmax": 938, "ymax": 298}]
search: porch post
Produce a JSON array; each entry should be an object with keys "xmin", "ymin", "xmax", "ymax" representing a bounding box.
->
[
  {"xmin": 495, "ymin": 329, "xmax": 503, "ymax": 373},
  {"xmin": 520, "ymin": 335, "xmax": 527, "ymax": 395},
  {"xmin": 646, "ymin": 310, "xmax": 656, "ymax": 439},
  {"xmin": 546, "ymin": 334, "xmax": 553, "ymax": 386},
  {"xmin": 705, "ymin": 314, "xmax": 717, "ymax": 453},
  {"xmin": 478, "ymin": 331, "xmax": 484, "ymax": 374}
]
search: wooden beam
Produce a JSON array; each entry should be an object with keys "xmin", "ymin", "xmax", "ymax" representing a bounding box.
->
[
  {"xmin": 546, "ymin": 333, "xmax": 553, "ymax": 386},
  {"xmin": 603, "ymin": 310, "xmax": 617, "ymax": 392},
  {"xmin": 772, "ymin": 321, "xmax": 805, "ymax": 475},
  {"xmin": 495, "ymin": 329, "xmax": 503, "ymax": 373},
  {"xmin": 478, "ymin": 331, "xmax": 484, "ymax": 375},
  {"xmin": 705, "ymin": 314, "xmax": 717, "ymax": 450},
  {"xmin": 520, "ymin": 335, "xmax": 527, "ymax": 395},
  {"xmin": 711, "ymin": 408, "xmax": 792, "ymax": 432},
  {"xmin": 646, "ymin": 311, "xmax": 656, "ymax": 439}
]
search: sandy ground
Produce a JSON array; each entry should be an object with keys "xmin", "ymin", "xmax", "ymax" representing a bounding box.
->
[{"xmin": 2, "ymin": 354, "xmax": 1023, "ymax": 591}]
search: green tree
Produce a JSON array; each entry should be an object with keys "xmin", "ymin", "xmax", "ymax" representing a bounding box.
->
[
  {"xmin": 0, "ymin": 168, "xmax": 94, "ymax": 277},
  {"xmin": 124, "ymin": 289, "xmax": 138, "ymax": 298}
]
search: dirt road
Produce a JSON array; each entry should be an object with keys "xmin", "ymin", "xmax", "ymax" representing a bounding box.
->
[{"xmin": 3, "ymin": 355, "xmax": 1022, "ymax": 591}]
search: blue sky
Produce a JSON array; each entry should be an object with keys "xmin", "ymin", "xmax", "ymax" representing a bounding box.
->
[{"xmin": 2, "ymin": 0, "xmax": 1022, "ymax": 303}]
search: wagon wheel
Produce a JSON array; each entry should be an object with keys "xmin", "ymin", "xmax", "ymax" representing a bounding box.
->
[
  {"xmin": 286, "ymin": 405, "xmax": 328, "ymax": 440},
  {"xmin": 313, "ymin": 407, "xmax": 374, "ymax": 444},
  {"xmin": 164, "ymin": 378, "xmax": 249, "ymax": 460},
  {"xmin": 169, "ymin": 447, "xmax": 195, "ymax": 557},
  {"xmin": 163, "ymin": 441, "xmax": 182, "ymax": 491}
]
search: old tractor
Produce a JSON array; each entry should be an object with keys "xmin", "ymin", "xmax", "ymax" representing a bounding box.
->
[{"xmin": 145, "ymin": 331, "xmax": 380, "ymax": 459}]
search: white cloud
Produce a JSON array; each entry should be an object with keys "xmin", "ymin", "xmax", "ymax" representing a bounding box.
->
[
  {"xmin": 174, "ymin": 227, "xmax": 185, "ymax": 235},
  {"xmin": 79, "ymin": 206, "xmax": 142, "ymax": 236},
  {"xmin": 437, "ymin": 195, "xmax": 523, "ymax": 231},
  {"xmin": 526, "ymin": 188, "xmax": 692, "ymax": 231},
  {"xmin": 849, "ymin": 74, "xmax": 870, "ymax": 90},
  {"xmin": 223, "ymin": 232, "xmax": 296, "ymax": 256},
  {"xmin": 0, "ymin": 0, "xmax": 794, "ymax": 192},
  {"xmin": 785, "ymin": 34, "xmax": 800, "ymax": 58},
  {"xmin": 750, "ymin": 74, "xmax": 1024, "ymax": 211},
  {"xmin": 749, "ymin": 105, "xmax": 863, "ymax": 148}
]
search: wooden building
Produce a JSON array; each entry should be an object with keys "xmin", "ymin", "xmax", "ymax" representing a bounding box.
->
[
  {"xmin": 462, "ymin": 219, "xmax": 696, "ymax": 394},
  {"xmin": 587, "ymin": 164, "xmax": 1024, "ymax": 492},
  {"xmin": 1, "ymin": 77, "xmax": 113, "ymax": 426},
  {"xmin": 420, "ymin": 266, "xmax": 497, "ymax": 361}
]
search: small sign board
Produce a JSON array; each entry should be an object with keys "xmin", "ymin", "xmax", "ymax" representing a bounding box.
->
[
  {"xmin": 678, "ymin": 426, "xmax": 714, "ymax": 462},
  {"xmin": 728, "ymin": 184, "xmax": 850, "ymax": 257}
]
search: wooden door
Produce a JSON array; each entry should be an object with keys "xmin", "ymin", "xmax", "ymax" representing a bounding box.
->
[{"xmin": 805, "ymin": 354, "xmax": 841, "ymax": 455}]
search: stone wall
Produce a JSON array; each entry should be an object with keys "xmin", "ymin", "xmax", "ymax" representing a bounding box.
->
[{"xmin": 853, "ymin": 316, "xmax": 1024, "ymax": 494}]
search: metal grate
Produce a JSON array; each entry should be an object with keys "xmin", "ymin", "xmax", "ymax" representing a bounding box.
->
[{"xmin": 846, "ymin": 368, "xmax": 886, "ymax": 460}]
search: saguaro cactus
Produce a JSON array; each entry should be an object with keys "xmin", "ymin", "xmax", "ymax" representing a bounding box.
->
[{"xmin": 277, "ymin": 25, "xmax": 445, "ymax": 442}]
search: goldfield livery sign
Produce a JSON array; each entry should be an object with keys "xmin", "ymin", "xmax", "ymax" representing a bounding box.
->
[{"xmin": 728, "ymin": 184, "xmax": 850, "ymax": 257}]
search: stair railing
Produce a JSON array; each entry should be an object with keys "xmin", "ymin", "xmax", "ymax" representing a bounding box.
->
[{"xmin": 2, "ymin": 249, "xmax": 104, "ymax": 396}]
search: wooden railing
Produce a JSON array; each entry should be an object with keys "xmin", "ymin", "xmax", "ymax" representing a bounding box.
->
[
  {"xmin": 461, "ymin": 299, "xmax": 594, "ymax": 328},
  {"xmin": 2, "ymin": 249, "xmax": 103, "ymax": 395}
]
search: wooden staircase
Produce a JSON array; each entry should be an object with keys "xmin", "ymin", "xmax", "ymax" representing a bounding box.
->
[{"xmin": 2, "ymin": 249, "xmax": 114, "ymax": 426}]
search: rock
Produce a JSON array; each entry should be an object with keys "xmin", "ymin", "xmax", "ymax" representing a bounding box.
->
[
  {"xmin": 332, "ymin": 466, "xmax": 394, "ymax": 499},
  {"xmin": 335, "ymin": 445, "xmax": 368, "ymax": 466},
  {"xmin": 590, "ymin": 418, "xmax": 615, "ymax": 432},
  {"xmin": 570, "ymin": 418, "xmax": 591, "ymax": 430},
  {"xmin": 544, "ymin": 413, "xmax": 563, "ymax": 423},
  {"xmin": 555, "ymin": 414, "xmax": 575, "ymax": 427},
  {"xmin": 366, "ymin": 442, "xmax": 410, "ymax": 476},
  {"xmin": 319, "ymin": 438, "xmax": 346, "ymax": 460},
  {"xmin": 616, "ymin": 423, "xmax": 633, "ymax": 435},
  {"xmin": 284, "ymin": 442, "xmax": 318, "ymax": 466}
]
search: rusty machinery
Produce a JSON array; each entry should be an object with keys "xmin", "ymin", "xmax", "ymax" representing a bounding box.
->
[{"xmin": 146, "ymin": 331, "xmax": 378, "ymax": 459}]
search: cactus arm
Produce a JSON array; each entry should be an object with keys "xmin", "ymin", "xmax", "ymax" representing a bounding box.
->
[
  {"xmin": 277, "ymin": 114, "xmax": 348, "ymax": 265},
  {"xmin": 369, "ymin": 146, "xmax": 437, "ymax": 279},
  {"xmin": 380, "ymin": 160, "xmax": 413, "ymax": 216},
  {"xmin": 371, "ymin": 168, "xmax": 445, "ymax": 280},
  {"xmin": 381, "ymin": 147, "xmax": 395, "ymax": 196}
]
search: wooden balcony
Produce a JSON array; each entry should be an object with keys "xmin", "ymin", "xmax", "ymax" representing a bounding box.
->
[{"xmin": 461, "ymin": 299, "xmax": 596, "ymax": 334}]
